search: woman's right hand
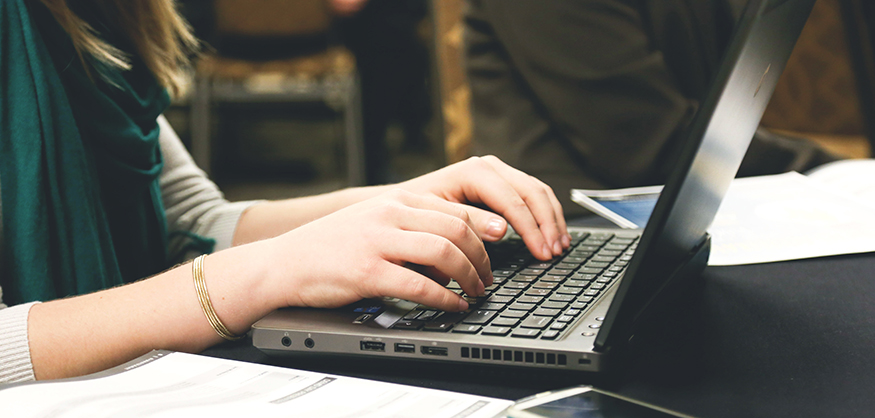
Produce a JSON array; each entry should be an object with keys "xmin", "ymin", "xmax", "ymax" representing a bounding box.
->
[{"xmin": 263, "ymin": 189, "xmax": 494, "ymax": 312}]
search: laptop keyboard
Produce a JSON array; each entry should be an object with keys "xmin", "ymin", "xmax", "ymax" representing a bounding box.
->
[{"xmin": 390, "ymin": 231, "xmax": 639, "ymax": 340}]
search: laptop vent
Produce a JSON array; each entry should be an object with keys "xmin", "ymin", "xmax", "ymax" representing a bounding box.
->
[{"xmin": 460, "ymin": 346, "xmax": 567, "ymax": 366}]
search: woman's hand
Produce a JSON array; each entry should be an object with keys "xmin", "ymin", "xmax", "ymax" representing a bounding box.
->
[
  {"xmin": 266, "ymin": 189, "xmax": 494, "ymax": 312},
  {"xmin": 398, "ymin": 155, "xmax": 570, "ymax": 260}
]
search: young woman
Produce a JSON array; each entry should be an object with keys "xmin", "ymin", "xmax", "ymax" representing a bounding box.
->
[{"xmin": 0, "ymin": 0, "xmax": 569, "ymax": 383}]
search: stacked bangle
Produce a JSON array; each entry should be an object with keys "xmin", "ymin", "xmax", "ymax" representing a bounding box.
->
[{"xmin": 192, "ymin": 254, "xmax": 245, "ymax": 341}]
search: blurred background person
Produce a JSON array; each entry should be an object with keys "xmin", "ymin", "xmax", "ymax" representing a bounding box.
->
[{"xmin": 464, "ymin": 0, "xmax": 836, "ymax": 216}]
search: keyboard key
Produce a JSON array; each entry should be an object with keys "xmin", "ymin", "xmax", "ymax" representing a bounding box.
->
[
  {"xmin": 480, "ymin": 302, "xmax": 506, "ymax": 311},
  {"xmin": 583, "ymin": 289, "xmax": 600, "ymax": 296},
  {"xmin": 550, "ymin": 322, "xmax": 567, "ymax": 330},
  {"xmin": 462, "ymin": 310, "xmax": 496, "ymax": 325},
  {"xmin": 511, "ymin": 329, "xmax": 541, "ymax": 338},
  {"xmin": 541, "ymin": 301, "xmax": 568, "ymax": 310},
  {"xmin": 418, "ymin": 310, "xmax": 440, "ymax": 321},
  {"xmin": 539, "ymin": 275, "xmax": 566, "ymax": 283},
  {"xmin": 422, "ymin": 322, "xmax": 453, "ymax": 332},
  {"xmin": 481, "ymin": 326, "xmax": 512, "ymax": 336},
  {"xmin": 547, "ymin": 268, "xmax": 573, "ymax": 276},
  {"xmin": 492, "ymin": 317, "xmax": 520, "ymax": 327},
  {"xmin": 570, "ymin": 302, "xmax": 589, "ymax": 310},
  {"xmin": 501, "ymin": 309, "xmax": 528, "ymax": 318},
  {"xmin": 533, "ymin": 308, "xmax": 561, "ymax": 317},
  {"xmin": 452, "ymin": 324, "xmax": 482, "ymax": 334},
  {"xmin": 555, "ymin": 315, "xmax": 575, "ymax": 323},
  {"xmin": 564, "ymin": 280, "xmax": 589, "ymax": 288},
  {"xmin": 402, "ymin": 309, "xmax": 423, "ymax": 320},
  {"xmin": 392, "ymin": 320, "xmax": 424, "ymax": 330},
  {"xmin": 487, "ymin": 295, "xmax": 513, "ymax": 304},
  {"xmin": 497, "ymin": 288, "xmax": 522, "ymax": 297},
  {"xmin": 571, "ymin": 273, "xmax": 597, "ymax": 281},
  {"xmin": 504, "ymin": 281, "xmax": 529, "ymax": 290},
  {"xmin": 548, "ymin": 294, "xmax": 575, "ymax": 303},
  {"xmin": 532, "ymin": 281, "xmax": 559, "ymax": 290},
  {"xmin": 520, "ymin": 316, "xmax": 552, "ymax": 329},
  {"xmin": 564, "ymin": 309, "xmax": 582, "ymax": 316},
  {"xmin": 541, "ymin": 330, "xmax": 560, "ymax": 340},
  {"xmin": 518, "ymin": 268, "xmax": 546, "ymax": 276},
  {"xmin": 508, "ymin": 302, "xmax": 536, "ymax": 311},
  {"xmin": 517, "ymin": 296, "xmax": 544, "ymax": 304},
  {"xmin": 525, "ymin": 288, "xmax": 552, "ymax": 297},
  {"xmin": 557, "ymin": 287, "xmax": 583, "ymax": 296},
  {"xmin": 511, "ymin": 275, "xmax": 537, "ymax": 283}
]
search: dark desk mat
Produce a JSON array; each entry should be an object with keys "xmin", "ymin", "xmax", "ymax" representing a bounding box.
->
[{"xmin": 204, "ymin": 251, "xmax": 875, "ymax": 418}]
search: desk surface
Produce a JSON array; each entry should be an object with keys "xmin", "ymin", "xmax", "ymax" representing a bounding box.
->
[{"xmin": 204, "ymin": 251, "xmax": 875, "ymax": 418}]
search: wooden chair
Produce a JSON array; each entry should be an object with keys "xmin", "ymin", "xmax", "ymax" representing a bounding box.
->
[{"xmin": 189, "ymin": 0, "xmax": 365, "ymax": 185}]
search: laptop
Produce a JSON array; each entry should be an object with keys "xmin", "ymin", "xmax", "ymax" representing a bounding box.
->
[{"xmin": 251, "ymin": 0, "xmax": 816, "ymax": 372}]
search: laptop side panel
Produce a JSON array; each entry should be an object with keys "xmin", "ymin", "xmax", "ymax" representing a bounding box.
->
[{"xmin": 594, "ymin": 0, "xmax": 817, "ymax": 351}]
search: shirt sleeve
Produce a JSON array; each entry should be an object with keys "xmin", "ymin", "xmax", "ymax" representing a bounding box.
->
[
  {"xmin": 157, "ymin": 115, "xmax": 264, "ymax": 262},
  {"xmin": 0, "ymin": 300, "xmax": 38, "ymax": 383}
]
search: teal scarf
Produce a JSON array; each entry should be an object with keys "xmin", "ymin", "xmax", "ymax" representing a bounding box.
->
[{"xmin": 0, "ymin": 1, "xmax": 170, "ymax": 305}]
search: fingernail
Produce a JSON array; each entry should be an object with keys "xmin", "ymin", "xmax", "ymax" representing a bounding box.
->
[
  {"xmin": 485, "ymin": 218, "xmax": 506, "ymax": 239},
  {"xmin": 458, "ymin": 298, "xmax": 469, "ymax": 311},
  {"xmin": 562, "ymin": 234, "xmax": 571, "ymax": 247},
  {"xmin": 477, "ymin": 281, "xmax": 486, "ymax": 297},
  {"xmin": 542, "ymin": 243, "xmax": 552, "ymax": 259}
]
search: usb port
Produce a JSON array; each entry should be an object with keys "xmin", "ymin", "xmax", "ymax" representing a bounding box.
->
[
  {"xmin": 395, "ymin": 343, "xmax": 415, "ymax": 353},
  {"xmin": 420, "ymin": 346, "xmax": 448, "ymax": 356},
  {"xmin": 360, "ymin": 341, "xmax": 385, "ymax": 352}
]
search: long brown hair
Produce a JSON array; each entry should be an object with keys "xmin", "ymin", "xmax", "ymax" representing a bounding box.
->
[{"xmin": 39, "ymin": 0, "xmax": 199, "ymax": 98}]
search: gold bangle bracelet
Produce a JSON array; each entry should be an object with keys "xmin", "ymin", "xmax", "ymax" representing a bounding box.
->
[{"xmin": 192, "ymin": 255, "xmax": 245, "ymax": 341}]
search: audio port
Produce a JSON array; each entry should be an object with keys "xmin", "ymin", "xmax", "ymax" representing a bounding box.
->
[
  {"xmin": 304, "ymin": 338, "xmax": 315, "ymax": 348},
  {"xmin": 281, "ymin": 336, "xmax": 292, "ymax": 347}
]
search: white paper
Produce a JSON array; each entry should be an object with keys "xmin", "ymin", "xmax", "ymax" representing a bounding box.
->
[
  {"xmin": 0, "ymin": 352, "xmax": 512, "ymax": 418},
  {"xmin": 805, "ymin": 159, "xmax": 875, "ymax": 209},
  {"xmin": 708, "ymin": 171, "xmax": 875, "ymax": 265}
]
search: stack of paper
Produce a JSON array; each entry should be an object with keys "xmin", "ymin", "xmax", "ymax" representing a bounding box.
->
[{"xmin": 0, "ymin": 351, "xmax": 512, "ymax": 418}]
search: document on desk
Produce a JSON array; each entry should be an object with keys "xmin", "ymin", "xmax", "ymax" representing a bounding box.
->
[
  {"xmin": 706, "ymin": 170, "xmax": 875, "ymax": 265},
  {"xmin": 0, "ymin": 351, "xmax": 513, "ymax": 418}
]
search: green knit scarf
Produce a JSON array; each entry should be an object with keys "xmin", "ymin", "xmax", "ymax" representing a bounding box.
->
[{"xmin": 0, "ymin": 0, "xmax": 170, "ymax": 305}]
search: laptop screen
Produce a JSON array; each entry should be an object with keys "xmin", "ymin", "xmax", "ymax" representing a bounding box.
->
[{"xmin": 594, "ymin": 0, "xmax": 817, "ymax": 351}]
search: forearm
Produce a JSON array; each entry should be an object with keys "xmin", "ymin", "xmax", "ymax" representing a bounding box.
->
[
  {"xmin": 27, "ymin": 241, "xmax": 279, "ymax": 380},
  {"xmin": 232, "ymin": 184, "xmax": 393, "ymax": 245}
]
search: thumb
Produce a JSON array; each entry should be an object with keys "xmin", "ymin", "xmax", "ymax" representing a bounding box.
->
[{"xmin": 465, "ymin": 206, "xmax": 509, "ymax": 242}]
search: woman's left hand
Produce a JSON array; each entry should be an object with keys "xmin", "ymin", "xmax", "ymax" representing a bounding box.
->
[{"xmin": 397, "ymin": 155, "xmax": 570, "ymax": 260}]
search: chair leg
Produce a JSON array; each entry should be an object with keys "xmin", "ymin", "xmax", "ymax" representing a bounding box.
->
[
  {"xmin": 190, "ymin": 75, "xmax": 214, "ymax": 176},
  {"xmin": 344, "ymin": 73, "xmax": 367, "ymax": 186}
]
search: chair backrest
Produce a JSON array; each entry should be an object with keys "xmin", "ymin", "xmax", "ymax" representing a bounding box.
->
[{"xmin": 214, "ymin": 0, "xmax": 332, "ymax": 37}]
